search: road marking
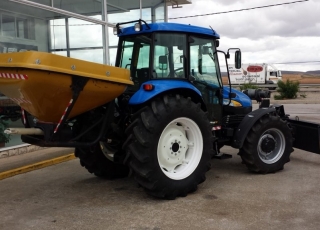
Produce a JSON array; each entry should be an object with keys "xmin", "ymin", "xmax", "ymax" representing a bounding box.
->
[{"xmin": 0, "ymin": 153, "xmax": 76, "ymax": 180}]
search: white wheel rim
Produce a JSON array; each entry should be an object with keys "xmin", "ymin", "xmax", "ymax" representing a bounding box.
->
[
  {"xmin": 157, "ymin": 117, "xmax": 203, "ymax": 180},
  {"xmin": 100, "ymin": 142, "xmax": 115, "ymax": 162}
]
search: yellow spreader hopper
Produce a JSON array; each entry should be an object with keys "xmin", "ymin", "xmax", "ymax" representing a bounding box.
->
[{"xmin": 0, "ymin": 51, "xmax": 133, "ymax": 123}]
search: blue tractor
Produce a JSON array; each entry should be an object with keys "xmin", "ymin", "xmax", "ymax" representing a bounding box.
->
[
  {"xmin": 95, "ymin": 19, "xmax": 296, "ymax": 199},
  {"xmin": 17, "ymin": 20, "xmax": 320, "ymax": 199}
]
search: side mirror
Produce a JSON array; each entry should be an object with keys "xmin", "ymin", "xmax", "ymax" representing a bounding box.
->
[
  {"xmin": 202, "ymin": 46, "xmax": 209, "ymax": 55},
  {"xmin": 215, "ymin": 40, "xmax": 219, "ymax": 48},
  {"xmin": 158, "ymin": 55, "xmax": 168, "ymax": 70},
  {"xmin": 235, "ymin": 50, "xmax": 241, "ymax": 69}
]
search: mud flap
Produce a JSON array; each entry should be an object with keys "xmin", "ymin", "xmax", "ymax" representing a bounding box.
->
[{"xmin": 288, "ymin": 119, "xmax": 320, "ymax": 154}]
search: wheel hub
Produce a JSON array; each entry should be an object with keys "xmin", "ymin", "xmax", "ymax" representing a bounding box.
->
[
  {"xmin": 161, "ymin": 128, "xmax": 188, "ymax": 165},
  {"xmin": 172, "ymin": 142, "xmax": 180, "ymax": 152},
  {"xmin": 257, "ymin": 128, "xmax": 286, "ymax": 164},
  {"xmin": 260, "ymin": 134, "xmax": 276, "ymax": 153}
]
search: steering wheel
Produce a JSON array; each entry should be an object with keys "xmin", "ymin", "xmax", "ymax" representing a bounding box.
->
[{"xmin": 168, "ymin": 67, "xmax": 184, "ymax": 78}]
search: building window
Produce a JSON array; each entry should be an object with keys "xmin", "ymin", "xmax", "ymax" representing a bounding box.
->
[
  {"xmin": 0, "ymin": 13, "xmax": 35, "ymax": 40},
  {"xmin": 17, "ymin": 17, "xmax": 28, "ymax": 38},
  {"xmin": 2, "ymin": 14, "xmax": 15, "ymax": 37}
]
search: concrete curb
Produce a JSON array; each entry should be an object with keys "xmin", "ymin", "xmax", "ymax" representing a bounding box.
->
[
  {"xmin": 253, "ymin": 99, "xmax": 320, "ymax": 105},
  {"xmin": 0, "ymin": 153, "xmax": 76, "ymax": 180},
  {"xmin": 0, "ymin": 144, "xmax": 46, "ymax": 159}
]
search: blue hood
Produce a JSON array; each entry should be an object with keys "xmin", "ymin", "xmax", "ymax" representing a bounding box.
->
[{"xmin": 223, "ymin": 86, "xmax": 252, "ymax": 107}]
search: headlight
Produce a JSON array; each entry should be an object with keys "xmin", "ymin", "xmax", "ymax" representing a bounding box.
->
[{"xmin": 223, "ymin": 99, "xmax": 242, "ymax": 107}]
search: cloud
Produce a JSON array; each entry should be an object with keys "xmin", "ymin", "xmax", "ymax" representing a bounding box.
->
[{"xmin": 168, "ymin": 0, "xmax": 320, "ymax": 71}]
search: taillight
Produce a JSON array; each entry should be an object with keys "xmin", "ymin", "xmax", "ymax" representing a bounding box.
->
[{"xmin": 143, "ymin": 84, "xmax": 154, "ymax": 91}]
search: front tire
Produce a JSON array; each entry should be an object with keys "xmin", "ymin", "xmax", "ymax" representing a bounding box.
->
[
  {"xmin": 239, "ymin": 114, "xmax": 293, "ymax": 173},
  {"xmin": 125, "ymin": 95, "xmax": 213, "ymax": 199}
]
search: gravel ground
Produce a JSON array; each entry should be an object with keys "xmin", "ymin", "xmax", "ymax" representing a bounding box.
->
[
  {"xmin": 269, "ymin": 90, "xmax": 320, "ymax": 104},
  {"xmin": 244, "ymin": 87, "xmax": 319, "ymax": 105}
]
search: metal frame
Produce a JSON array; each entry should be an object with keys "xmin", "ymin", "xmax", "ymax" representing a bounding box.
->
[
  {"xmin": 9, "ymin": 0, "xmax": 115, "ymax": 26},
  {"xmin": 21, "ymin": 75, "xmax": 116, "ymax": 148},
  {"xmin": 21, "ymin": 104, "xmax": 114, "ymax": 147},
  {"xmin": 8, "ymin": 0, "xmax": 170, "ymax": 65}
]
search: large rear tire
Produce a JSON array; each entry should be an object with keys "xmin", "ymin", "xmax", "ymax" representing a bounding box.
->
[
  {"xmin": 124, "ymin": 95, "xmax": 213, "ymax": 199},
  {"xmin": 239, "ymin": 114, "xmax": 293, "ymax": 173},
  {"xmin": 75, "ymin": 143, "xmax": 129, "ymax": 179}
]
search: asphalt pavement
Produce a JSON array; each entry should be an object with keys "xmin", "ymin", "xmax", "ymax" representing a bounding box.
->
[
  {"xmin": 0, "ymin": 102, "xmax": 320, "ymax": 229},
  {"xmin": 0, "ymin": 146, "xmax": 320, "ymax": 230}
]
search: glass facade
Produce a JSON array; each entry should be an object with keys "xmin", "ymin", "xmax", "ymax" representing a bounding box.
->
[
  {"xmin": 0, "ymin": 0, "xmax": 169, "ymax": 63},
  {"xmin": 0, "ymin": 0, "xmax": 190, "ymax": 148}
]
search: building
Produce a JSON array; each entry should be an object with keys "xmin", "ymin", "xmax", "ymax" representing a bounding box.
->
[
  {"xmin": 0, "ymin": 0, "xmax": 191, "ymax": 148},
  {"xmin": 0, "ymin": 0, "xmax": 191, "ymax": 65}
]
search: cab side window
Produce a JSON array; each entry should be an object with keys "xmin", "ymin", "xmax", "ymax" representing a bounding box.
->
[{"xmin": 153, "ymin": 33, "xmax": 187, "ymax": 79}]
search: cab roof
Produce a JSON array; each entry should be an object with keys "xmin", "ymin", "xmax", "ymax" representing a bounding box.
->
[{"xmin": 118, "ymin": 22, "xmax": 220, "ymax": 39}]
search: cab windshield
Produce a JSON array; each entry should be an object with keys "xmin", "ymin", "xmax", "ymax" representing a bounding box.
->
[{"xmin": 189, "ymin": 36, "xmax": 222, "ymax": 88}]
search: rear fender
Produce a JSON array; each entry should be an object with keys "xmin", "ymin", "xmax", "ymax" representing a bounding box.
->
[
  {"xmin": 129, "ymin": 80, "xmax": 202, "ymax": 105},
  {"xmin": 231, "ymin": 107, "xmax": 276, "ymax": 149}
]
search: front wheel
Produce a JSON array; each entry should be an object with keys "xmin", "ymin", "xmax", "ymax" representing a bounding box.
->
[
  {"xmin": 239, "ymin": 114, "xmax": 293, "ymax": 173},
  {"xmin": 125, "ymin": 95, "xmax": 213, "ymax": 199}
]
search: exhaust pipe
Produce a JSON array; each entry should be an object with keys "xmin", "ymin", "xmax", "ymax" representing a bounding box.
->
[{"xmin": 4, "ymin": 128, "xmax": 44, "ymax": 135}]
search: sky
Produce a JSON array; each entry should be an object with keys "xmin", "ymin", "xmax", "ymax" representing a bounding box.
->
[{"xmin": 167, "ymin": 0, "xmax": 320, "ymax": 72}]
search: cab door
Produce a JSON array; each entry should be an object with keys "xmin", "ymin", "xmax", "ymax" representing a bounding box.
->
[{"xmin": 189, "ymin": 36, "xmax": 223, "ymax": 124}]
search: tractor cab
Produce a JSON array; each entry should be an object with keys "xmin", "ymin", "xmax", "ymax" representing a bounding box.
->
[{"xmin": 114, "ymin": 19, "xmax": 230, "ymax": 123}]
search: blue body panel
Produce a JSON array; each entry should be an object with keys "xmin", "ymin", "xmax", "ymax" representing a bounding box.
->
[
  {"xmin": 119, "ymin": 22, "xmax": 220, "ymax": 39},
  {"xmin": 129, "ymin": 80, "xmax": 251, "ymax": 108},
  {"xmin": 222, "ymin": 86, "xmax": 252, "ymax": 107},
  {"xmin": 129, "ymin": 80, "xmax": 201, "ymax": 105}
]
